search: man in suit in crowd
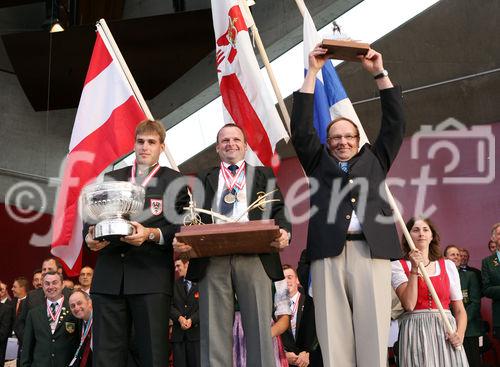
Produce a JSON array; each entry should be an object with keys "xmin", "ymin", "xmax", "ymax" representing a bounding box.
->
[
  {"xmin": 12, "ymin": 277, "xmax": 29, "ymax": 318},
  {"xmin": 84, "ymin": 119, "xmax": 189, "ymax": 367},
  {"xmin": 68, "ymin": 290, "xmax": 93, "ymax": 367},
  {"xmin": 291, "ymin": 46, "xmax": 405, "ymax": 367},
  {"xmin": 170, "ymin": 258, "xmax": 200, "ymax": 367},
  {"xmin": 21, "ymin": 271, "xmax": 79, "ymax": 367},
  {"xmin": 174, "ymin": 123, "xmax": 291, "ymax": 367},
  {"xmin": 482, "ymin": 222, "xmax": 500, "ymax": 340},
  {"xmin": 281, "ymin": 264, "xmax": 308, "ymax": 366},
  {"xmin": 445, "ymin": 245, "xmax": 482, "ymax": 367},
  {"xmin": 32, "ymin": 270, "xmax": 43, "ymax": 290},
  {"xmin": 0, "ymin": 282, "xmax": 12, "ymax": 305},
  {"xmin": 0, "ymin": 300, "xmax": 14, "ymax": 364},
  {"xmin": 15, "ymin": 258, "xmax": 72, "ymax": 357},
  {"xmin": 78, "ymin": 267, "xmax": 94, "ymax": 294},
  {"xmin": 459, "ymin": 248, "xmax": 482, "ymax": 282}
]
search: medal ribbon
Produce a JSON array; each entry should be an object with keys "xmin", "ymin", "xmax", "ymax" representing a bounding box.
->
[
  {"xmin": 47, "ymin": 298, "xmax": 64, "ymax": 323},
  {"xmin": 220, "ymin": 162, "xmax": 246, "ymax": 192},
  {"xmin": 130, "ymin": 160, "xmax": 161, "ymax": 187},
  {"xmin": 69, "ymin": 316, "xmax": 93, "ymax": 366}
]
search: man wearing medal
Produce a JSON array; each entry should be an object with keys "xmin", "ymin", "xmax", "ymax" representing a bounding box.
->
[
  {"xmin": 84, "ymin": 119, "xmax": 189, "ymax": 367},
  {"xmin": 68, "ymin": 290, "xmax": 93, "ymax": 367},
  {"xmin": 174, "ymin": 124, "xmax": 291, "ymax": 367},
  {"xmin": 21, "ymin": 271, "xmax": 79, "ymax": 367}
]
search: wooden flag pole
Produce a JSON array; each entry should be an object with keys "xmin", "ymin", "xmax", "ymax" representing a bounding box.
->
[
  {"xmin": 385, "ymin": 186, "xmax": 458, "ymax": 344},
  {"xmin": 292, "ymin": 0, "xmax": 460, "ymax": 348},
  {"xmin": 238, "ymin": 1, "xmax": 291, "ymax": 134},
  {"xmin": 96, "ymin": 19, "xmax": 180, "ymax": 172}
]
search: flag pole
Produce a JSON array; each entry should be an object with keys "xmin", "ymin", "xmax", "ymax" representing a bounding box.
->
[
  {"xmin": 96, "ymin": 19, "xmax": 180, "ymax": 172},
  {"xmin": 293, "ymin": 0, "xmax": 459, "ymax": 348},
  {"xmin": 238, "ymin": 1, "xmax": 291, "ymax": 134}
]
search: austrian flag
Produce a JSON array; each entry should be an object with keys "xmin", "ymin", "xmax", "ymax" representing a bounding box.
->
[
  {"xmin": 212, "ymin": 0, "xmax": 288, "ymax": 169},
  {"xmin": 51, "ymin": 29, "xmax": 146, "ymax": 275}
]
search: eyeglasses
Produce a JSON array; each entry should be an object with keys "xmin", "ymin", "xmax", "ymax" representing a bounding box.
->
[{"xmin": 327, "ymin": 134, "xmax": 359, "ymax": 143}]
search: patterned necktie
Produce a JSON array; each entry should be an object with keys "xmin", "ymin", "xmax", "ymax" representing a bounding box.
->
[
  {"xmin": 219, "ymin": 164, "xmax": 239, "ymax": 216},
  {"xmin": 339, "ymin": 161, "xmax": 349, "ymax": 173},
  {"xmin": 49, "ymin": 302, "xmax": 57, "ymax": 323},
  {"xmin": 183, "ymin": 278, "xmax": 191, "ymax": 294}
]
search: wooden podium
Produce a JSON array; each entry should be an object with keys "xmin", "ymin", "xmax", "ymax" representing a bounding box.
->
[
  {"xmin": 175, "ymin": 220, "xmax": 280, "ymax": 258},
  {"xmin": 321, "ymin": 39, "xmax": 370, "ymax": 62}
]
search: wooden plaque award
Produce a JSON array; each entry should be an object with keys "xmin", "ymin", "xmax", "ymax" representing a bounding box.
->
[
  {"xmin": 321, "ymin": 39, "xmax": 370, "ymax": 62},
  {"xmin": 175, "ymin": 219, "xmax": 280, "ymax": 258}
]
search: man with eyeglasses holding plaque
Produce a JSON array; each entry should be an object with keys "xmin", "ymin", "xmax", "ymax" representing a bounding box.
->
[{"xmin": 290, "ymin": 45, "xmax": 405, "ymax": 367}]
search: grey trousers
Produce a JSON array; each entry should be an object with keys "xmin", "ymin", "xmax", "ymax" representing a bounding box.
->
[
  {"xmin": 199, "ymin": 255, "xmax": 274, "ymax": 367},
  {"xmin": 311, "ymin": 240, "xmax": 391, "ymax": 367}
]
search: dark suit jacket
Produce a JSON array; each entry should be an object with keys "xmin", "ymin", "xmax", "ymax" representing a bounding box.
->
[
  {"xmin": 281, "ymin": 292, "xmax": 305, "ymax": 354},
  {"xmin": 482, "ymin": 253, "xmax": 500, "ymax": 328},
  {"xmin": 21, "ymin": 299, "xmax": 79, "ymax": 367},
  {"xmin": 459, "ymin": 268, "xmax": 482, "ymax": 337},
  {"xmin": 0, "ymin": 302, "xmax": 14, "ymax": 363},
  {"xmin": 15, "ymin": 287, "xmax": 73, "ymax": 348},
  {"xmin": 169, "ymin": 278, "xmax": 200, "ymax": 342},
  {"xmin": 186, "ymin": 165, "xmax": 292, "ymax": 282},
  {"xmin": 86, "ymin": 166, "xmax": 189, "ymax": 296},
  {"xmin": 71, "ymin": 319, "xmax": 92, "ymax": 367},
  {"xmin": 290, "ymin": 88, "xmax": 405, "ymax": 261}
]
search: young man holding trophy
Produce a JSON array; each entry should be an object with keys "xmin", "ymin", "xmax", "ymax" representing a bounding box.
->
[{"xmin": 84, "ymin": 119, "xmax": 189, "ymax": 367}]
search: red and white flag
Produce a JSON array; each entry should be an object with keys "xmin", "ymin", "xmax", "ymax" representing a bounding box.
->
[
  {"xmin": 212, "ymin": 0, "xmax": 288, "ymax": 170},
  {"xmin": 51, "ymin": 29, "xmax": 146, "ymax": 276}
]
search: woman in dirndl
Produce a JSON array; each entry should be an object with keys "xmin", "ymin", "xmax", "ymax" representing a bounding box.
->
[{"xmin": 391, "ymin": 217, "xmax": 469, "ymax": 366}]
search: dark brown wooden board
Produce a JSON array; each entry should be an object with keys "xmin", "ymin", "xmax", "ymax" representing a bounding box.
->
[
  {"xmin": 175, "ymin": 220, "xmax": 280, "ymax": 258},
  {"xmin": 321, "ymin": 39, "xmax": 370, "ymax": 62}
]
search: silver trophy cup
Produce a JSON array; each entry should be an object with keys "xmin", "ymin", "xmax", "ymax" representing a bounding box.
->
[{"xmin": 81, "ymin": 181, "xmax": 145, "ymax": 240}]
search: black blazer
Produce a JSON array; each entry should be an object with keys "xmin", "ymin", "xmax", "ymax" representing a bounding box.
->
[
  {"xmin": 280, "ymin": 291, "xmax": 306, "ymax": 354},
  {"xmin": 85, "ymin": 166, "xmax": 189, "ymax": 296},
  {"xmin": 291, "ymin": 87, "xmax": 405, "ymax": 261},
  {"xmin": 186, "ymin": 165, "xmax": 292, "ymax": 282},
  {"xmin": 21, "ymin": 299, "xmax": 79, "ymax": 367},
  {"xmin": 0, "ymin": 302, "xmax": 14, "ymax": 363},
  {"xmin": 169, "ymin": 278, "xmax": 200, "ymax": 342}
]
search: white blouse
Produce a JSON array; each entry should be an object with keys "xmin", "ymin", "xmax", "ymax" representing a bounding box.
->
[
  {"xmin": 391, "ymin": 259, "xmax": 462, "ymax": 301},
  {"xmin": 274, "ymin": 279, "xmax": 292, "ymax": 317}
]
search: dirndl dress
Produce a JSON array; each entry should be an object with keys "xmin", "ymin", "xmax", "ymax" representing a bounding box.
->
[{"xmin": 397, "ymin": 258, "xmax": 469, "ymax": 367}]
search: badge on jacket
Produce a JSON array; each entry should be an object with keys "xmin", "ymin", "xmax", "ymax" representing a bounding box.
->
[
  {"xmin": 150, "ymin": 199, "xmax": 163, "ymax": 216},
  {"xmin": 65, "ymin": 322, "xmax": 76, "ymax": 334}
]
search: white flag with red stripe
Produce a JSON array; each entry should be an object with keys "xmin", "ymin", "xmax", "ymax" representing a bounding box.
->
[
  {"xmin": 51, "ymin": 29, "xmax": 146, "ymax": 276},
  {"xmin": 212, "ymin": 0, "xmax": 288, "ymax": 170}
]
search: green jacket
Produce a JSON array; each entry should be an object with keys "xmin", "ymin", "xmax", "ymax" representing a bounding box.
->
[
  {"xmin": 482, "ymin": 253, "xmax": 500, "ymax": 328},
  {"xmin": 458, "ymin": 268, "xmax": 482, "ymax": 336},
  {"xmin": 21, "ymin": 302, "xmax": 79, "ymax": 367}
]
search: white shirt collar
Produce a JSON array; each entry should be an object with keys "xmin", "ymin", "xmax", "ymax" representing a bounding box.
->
[
  {"xmin": 46, "ymin": 295, "xmax": 64, "ymax": 308},
  {"xmin": 222, "ymin": 160, "xmax": 245, "ymax": 168}
]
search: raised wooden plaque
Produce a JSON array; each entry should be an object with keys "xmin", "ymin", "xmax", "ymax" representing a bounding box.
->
[
  {"xmin": 321, "ymin": 39, "xmax": 370, "ymax": 62},
  {"xmin": 175, "ymin": 219, "xmax": 280, "ymax": 258}
]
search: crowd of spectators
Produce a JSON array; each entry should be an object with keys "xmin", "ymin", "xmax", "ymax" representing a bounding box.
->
[{"xmin": 1, "ymin": 221, "xmax": 499, "ymax": 367}]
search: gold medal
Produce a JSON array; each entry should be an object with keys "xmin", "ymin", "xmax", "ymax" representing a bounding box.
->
[
  {"xmin": 224, "ymin": 193, "xmax": 236, "ymax": 204},
  {"xmin": 236, "ymin": 191, "xmax": 245, "ymax": 202}
]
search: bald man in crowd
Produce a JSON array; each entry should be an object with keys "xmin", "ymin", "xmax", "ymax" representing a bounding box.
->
[{"xmin": 78, "ymin": 267, "xmax": 94, "ymax": 294}]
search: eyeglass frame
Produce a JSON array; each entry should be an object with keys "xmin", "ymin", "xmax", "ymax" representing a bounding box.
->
[{"xmin": 327, "ymin": 134, "xmax": 360, "ymax": 143}]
